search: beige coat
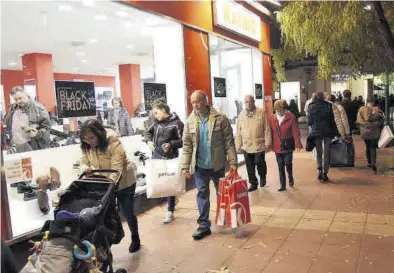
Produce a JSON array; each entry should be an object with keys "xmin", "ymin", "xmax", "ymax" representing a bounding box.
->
[
  {"xmin": 179, "ymin": 106, "xmax": 237, "ymax": 174},
  {"xmin": 81, "ymin": 129, "xmax": 136, "ymax": 190},
  {"xmin": 335, "ymin": 102, "xmax": 350, "ymax": 136},
  {"xmin": 235, "ymin": 107, "xmax": 271, "ymax": 153},
  {"xmin": 328, "ymin": 101, "xmax": 346, "ymax": 137}
]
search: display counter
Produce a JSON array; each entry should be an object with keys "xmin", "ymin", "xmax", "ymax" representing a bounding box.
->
[{"xmin": 2, "ymin": 133, "xmax": 245, "ymax": 243}]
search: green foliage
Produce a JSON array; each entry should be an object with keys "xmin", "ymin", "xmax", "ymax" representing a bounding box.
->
[{"xmin": 274, "ymin": 1, "xmax": 394, "ymax": 81}]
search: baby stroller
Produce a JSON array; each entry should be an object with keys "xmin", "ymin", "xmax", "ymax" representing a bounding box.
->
[{"xmin": 26, "ymin": 170, "xmax": 127, "ymax": 273}]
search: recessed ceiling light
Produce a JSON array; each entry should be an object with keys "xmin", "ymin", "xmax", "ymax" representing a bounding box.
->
[
  {"xmin": 58, "ymin": 5, "xmax": 72, "ymax": 12},
  {"xmin": 124, "ymin": 21, "xmax": 132, "ymax": 28},
  {"xmin": 88, "ymin": 38, "xmax": 98, "ymax": 44},
  {"xmin": 81, "ymin": 59, "xmax": 88, "ymax": 64},
  {"xmin": 76, "ymin": 52, "xmax": 85, "ymax": 57},
  {"xmin": 81, "ymin": 0, "xmax": 94, "ymax": 6},
  {"xmin": 125, "ymin": 44, "xmax": 134, "ymax": 49},
  {"xmin": 95, "ymin": 14, "xmax": 108, "ymax": 21},
  {"xmin": 364, "ymin": 5, "xmax": 371, "ymax": 10},
  {"xmin": 8, "ymin": 62, "xmax": 17, "ymax": 66},
  {"xmin": 115, "ymin": 11, "xmax": 129, "ymax": 17}
]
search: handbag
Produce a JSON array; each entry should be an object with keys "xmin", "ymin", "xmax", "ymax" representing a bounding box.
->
[
  {"xmin": 378, "ymin": 125, "xmax": 394, "ymax": 148},
  {"xmin": 275, "ymin": 121, "xmax": 295, "ymax": 152}
]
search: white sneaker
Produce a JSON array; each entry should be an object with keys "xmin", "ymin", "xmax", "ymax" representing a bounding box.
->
[{"xmin": 163, "ymin": 211, "xmax": 174, "ymax": 224}]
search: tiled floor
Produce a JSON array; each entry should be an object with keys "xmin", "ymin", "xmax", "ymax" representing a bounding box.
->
[{"xmin": 112, "ymin": 135, "xmax": 394, "ymax": 273}]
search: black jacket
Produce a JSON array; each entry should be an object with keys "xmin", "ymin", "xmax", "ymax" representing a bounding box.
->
[
  {"xmin": 148, "ymin": 113, "xmax": 184, "ymax": 159},
  {"xmin": 307, "ymin": 100, "xmax": 338, "ymax": 139},
  {"xmin": 340, "ymin": 98, "xmax": 359, "ymax": 130}
]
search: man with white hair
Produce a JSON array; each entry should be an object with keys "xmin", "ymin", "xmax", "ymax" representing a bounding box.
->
[{"xmin": 235, "ymin": 94, "xmax": 271, "ymax": 192}]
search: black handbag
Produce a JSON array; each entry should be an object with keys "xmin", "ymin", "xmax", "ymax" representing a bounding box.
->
[
  {"xmin": 329, "ymin": 139, "xmax": 355, "ymax": 167},
  {"xmin": 276, "ymin": 122, "xmax": 295, "ymax": 152},
  {"xmin": 305, "ymin": 135, "xmax": 315, "ymax": 152}
]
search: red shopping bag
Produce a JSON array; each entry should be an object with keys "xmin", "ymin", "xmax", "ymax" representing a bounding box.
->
[
  {"xmin": 215, "ymin": 174, "xmax": 231, "ymax": 226},
  {"xmin": 225, "ymin": 171, "xmax": 251, "ymax": 228}
]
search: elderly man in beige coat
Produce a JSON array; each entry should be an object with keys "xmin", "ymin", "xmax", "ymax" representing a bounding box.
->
[
  {"xmin": 180, "ymin": 90, "xmax": 237, "ymax": 240},
  {"xmin": 235, "ymin": 95, "xmax": 272, "ymax": 192}
]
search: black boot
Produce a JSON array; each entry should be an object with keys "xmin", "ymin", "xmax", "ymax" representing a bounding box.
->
[
  {"xmin": 288, "ymin": 176, "xmax": 294, "ymax": 187},
  {"xmin": 323, "ymin": 173, "xmax": 329, "ymax": 182},
  {"xmin": 371, "ymin": 165, "xmax": 377, "ymax": 174},
  {"xmin": 286, "ymin": 164, "xmax": 294, "ymax": 187},
  {"xmin": 259, "ymin": 177, "xmax": 266, "ymax": 187},
  {"xmin": 278, "ymin": 177, "xmax": 286, "ymax": 191},
  {"xmin": 248, "ymin": 184, "xmax": 258, "ymax": 192},
  {"xmin": 129, "ymin": 235, "xmax": 141, "ymax": 253},
  {"xmin": 318, "ymin": 169, "xmax": 323, "ymax": 182}
]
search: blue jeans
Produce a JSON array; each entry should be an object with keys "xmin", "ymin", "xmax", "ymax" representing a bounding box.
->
[
  {"xmin": 152, "ymin": 152, "xmax": 176, "ymax": 212},
  {"xmin": 194, "ymin": 166, "xmax": 225, "ymax": 229},
  {"xmin": 117, "ymin": 184, "xmax": 139, "ymax": 237}
]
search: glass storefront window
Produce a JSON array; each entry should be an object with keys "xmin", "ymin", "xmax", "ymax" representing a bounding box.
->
[{"xmin": 209, "ymin": 35, "xmax": 264, "ymax": 124}]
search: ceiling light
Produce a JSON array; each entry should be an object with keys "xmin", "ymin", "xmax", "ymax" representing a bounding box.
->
[
  {"xmin": 81, "ymin": 0, "xmax": 94, "ymax": 6},
  {"xmin": 115, "ymin": 11, "xmax": 129, "ymax": 17},
  {"xmin": 95, "ymin": 14, "xmax": 108, "ymax": 21},
  {"xmin": 88, "ymin": 38, "xmax": 98, "ymax": 43},
  {"xmin": 76, "ymin": 52, "xmax": 85, "ymax": 57},
  {"xmin": 8, "ymin": 62, "xmax": 17, "ymax": 66},
  {"xmin": 124, "ymin": 21, "xmax": 132, "ymax": 28},
  {"xmin": 58, "ymin": 5, "xmax": 72, "ymax": 12},
  {"xmin": 125, "ymin": 44, "xmax": 134, "ymax": 49},
  {"xmin": 81, "ymin": 59, "xmax": 88, "ymax": 63},
  {"xmin": 364, "ymin": 5, "xmax": 371, "ymax": 11}
]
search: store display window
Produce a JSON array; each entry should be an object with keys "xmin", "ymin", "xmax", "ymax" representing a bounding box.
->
[{"xmin": 0, "ymin": 0, "xmax": 186, "ymax": 240}]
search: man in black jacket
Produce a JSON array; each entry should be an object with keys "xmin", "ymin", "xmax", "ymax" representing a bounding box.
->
[
  {"xmin": 341, "ymin": 89, "xmax": 359, "ymax": 133},
  {"xmin": 147, "ymin": 100, "xmax": 184, "ymax": 223},
  {"xmin": 307, "ymin": 92, "xmax": 338, "ymax": 182}
]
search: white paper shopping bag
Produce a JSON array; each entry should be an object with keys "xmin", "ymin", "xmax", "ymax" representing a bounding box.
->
[
  {"xmin": 146, "ymin": 158, "xmax": 186, "ymax": 198},
  {"xmin": 378, "ymin": 125, "xmax": 394, "ymax": 149}
]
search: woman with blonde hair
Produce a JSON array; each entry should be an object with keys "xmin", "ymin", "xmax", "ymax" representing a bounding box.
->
[{"xmin": 269, "ymin": 99, "xmax": 303, "ymax": 191}]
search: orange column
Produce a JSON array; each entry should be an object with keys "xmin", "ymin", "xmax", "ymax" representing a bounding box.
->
[
  {"xmin": 183, "ymin": 26, "xmax": 211, "ymax": 114},
  {"xmin": 263, "ymin": 54, "xmax": 273, "ymax": 116},
  {"xmin": 118, "ymin": 64, "xmax": 141, "ymax": 117},
  {"xmin": 21, "ymin": 53, "xmax": 55, "ymax": 112}
]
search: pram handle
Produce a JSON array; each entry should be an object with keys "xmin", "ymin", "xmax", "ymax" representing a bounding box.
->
[{"xmin": 78, "ymin": 169, "xmax": 122, "ymax": 183}]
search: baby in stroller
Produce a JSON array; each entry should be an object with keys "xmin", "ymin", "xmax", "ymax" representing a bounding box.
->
[{"xmin": 22, "ymin": 170, "xmax": 127, "ymax": 273}]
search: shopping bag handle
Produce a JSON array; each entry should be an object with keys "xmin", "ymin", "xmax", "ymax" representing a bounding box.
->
[{"xmin": 225, "ymin": 169, "xmax": 240, "ymax": 181}]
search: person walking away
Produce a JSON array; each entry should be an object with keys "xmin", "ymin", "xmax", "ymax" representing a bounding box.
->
[
  {"xmin": 307, "ymin": 92, "xmax": 338, "ymax": 182},
  {"xmin": 79, "ymin": 119, "xmax": 140, "ymax": 253},
  {"xmin": 341, "ymin": 90, "xmax": 359, "ymax": 134},
  {"xmin": 289, "ymin": 99, "xmax": 300, "ymax": 120},
  {"xmin": 180, "ymin": 90, "xmax": 237, "ymax": 240},
  {"xmin": 235, "ymin": 95, "xmax": 271, "ymax": 192},
  {"xmin": 326, "ymin": 94, "xmax": 347, "ymax": 138},
  {"xmin": 107, "ymin": 97, "xmax": 134, "ymax": 137},
  {"xmin": 269, "ymin": 100, "xmax": 303, "ymax": 191},
  {"xmin": 5, "ymin": 86, "xmax": 51, "ymax": 153},
  {"xmin": 147, "ymin": 100, "xmax": 184, "ymax": 223},
  {"xmin": 356, "ymin": 97, "xmax": 384, "ymax": 174},
  {"xmin": 333, "ymin": 95, "xmax": 351, "ymax": 138}
]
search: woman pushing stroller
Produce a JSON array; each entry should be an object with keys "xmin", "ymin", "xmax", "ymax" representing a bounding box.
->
[{"xmin": 80, "ymin": 119, "xmax": 141, "ymax": 253}]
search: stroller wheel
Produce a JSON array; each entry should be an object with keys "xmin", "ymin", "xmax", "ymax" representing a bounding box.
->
[{"xmin": 115, "ymin": 269, "xmax": 127, "ymax": 273}]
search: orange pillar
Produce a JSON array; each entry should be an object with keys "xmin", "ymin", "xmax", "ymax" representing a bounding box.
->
[
  {"xmin": 118, "ymin": 64, "xmax": 141, "ymax": 117},
  {"xmin": 21, "ymin": 53, "xmax": 55, "ymax": 112},
  {"xmin": 183, "ymin": 26, "xmax": 211, "ymax": 114}
]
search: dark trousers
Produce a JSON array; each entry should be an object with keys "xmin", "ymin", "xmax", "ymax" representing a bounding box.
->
[
  {"xmin": 275, "ymin": 152, "xmax": 293, "ymax": 187},
  {"xmin": 364, "ymin": 139, "xmax": 378, "ymax": 166},
  {"xmin": 194, "ymin": 166, "xmax": 225, "ymax": 229},
  {"xmin": 152, "ymin": 152, "xmax": 176, "ymax": 212},
  {"xmin": 315, "ymin": 137, "xmax": 332, "ymax": 173},
  {"xmin": 117, "ymin": 184, "xmax": 139, "ymax": 238},
  {"xmin": 244, "ymin": 152, "xmax": 267, "ymax": 186}
]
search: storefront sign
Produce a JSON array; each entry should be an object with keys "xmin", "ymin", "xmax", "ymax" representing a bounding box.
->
[
  {"xmin": 214, "ymin": 0, "xmax": 262, "ymax": 42},
  {"xmin": 4, "ymin": 157, "xmax": 33, "ymax": 183},
  {"xmin": 55, "ymin": 81, "xmax": 96, "ymax": 118},
  {"xmin": 214, "ymin": 77, "xmax": 227, "ymax": 98},
  {"xmin": 144, "ymin": 83, "xmax": 167, "ymax": 111},
  {"xmin": 255, "ymin": 83, "xmax": 263, "ymax": 99}
]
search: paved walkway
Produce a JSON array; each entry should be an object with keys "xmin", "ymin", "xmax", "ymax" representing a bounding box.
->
[{"xmin": 112, "ymin": 135, "xmax": 394, "ymax": 273}]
